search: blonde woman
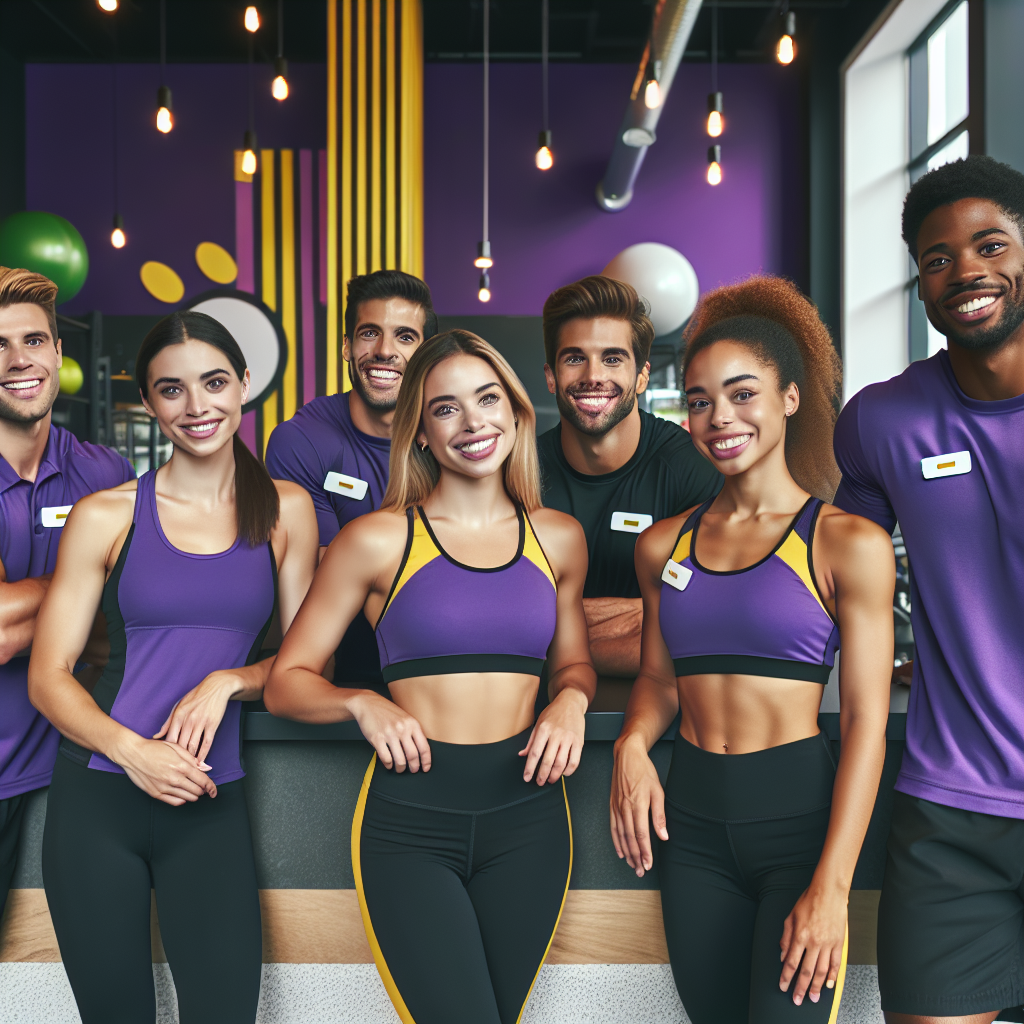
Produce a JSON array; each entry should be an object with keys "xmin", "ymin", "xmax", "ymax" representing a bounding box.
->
[{"xmin": 266, "ymin": 330, "xmax": 596, "ymax": 1024}]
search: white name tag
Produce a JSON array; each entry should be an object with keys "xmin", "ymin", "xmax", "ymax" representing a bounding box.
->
[
  {"xmin": 41, "ymin": 505, "xmax": 73, "ymax": 528},
  {"xmin": 610, "ymin": 511, "xmax": 653, "ymax": 534},
  {"xmin": 323, "ymin": 472, "xmax": 369, "ymax": 501},
  {"xmin": 921, "ymin": 451, "xmax": 971, "ymax": 480},
  {"xmin": 662, "ymin": 559, "xmax": 692, "ymax": 591}
]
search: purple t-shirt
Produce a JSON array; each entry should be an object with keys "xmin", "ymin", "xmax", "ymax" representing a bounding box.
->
[
  {"xmin": 834, "ymin": 350, "xmax": 1024, "ymax": 818},
  {"xmin": 265, "ymin": 392, "xmax": 391, "ymax": 547},
  {"xmin": 0, "ymin": 425, "xmax": 135, "ymax": 800}
]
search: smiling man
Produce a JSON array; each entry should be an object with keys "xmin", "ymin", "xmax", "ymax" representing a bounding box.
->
[
  {"xmin": 265, "ymin": 269, "xmax": 436, "ymax": 690},
  {"xmin": 537, "ymin": 276, "xmax": 721, "ymax": 684},
  {"xmin": 832, "ymin": 156, "xmax": 1024, "ymax": 1024},
  {"xmin": 0, "ymin": 267, "xmax": 134, "ymax": 919}
]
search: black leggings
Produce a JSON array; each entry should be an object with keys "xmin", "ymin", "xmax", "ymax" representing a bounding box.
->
[
  {"xmin": 353, "ymin": 729, "xmax": 572, "ymax": 1024},
  {"xmin": 660, "ymin": 732, "xmax": 846, "ymax": 1024},
  {"xmin": 42, "ymin": 755, "xmax": 262, "ymax": 1024}
]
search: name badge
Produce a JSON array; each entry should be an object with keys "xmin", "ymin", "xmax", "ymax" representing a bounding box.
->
[
  {"xmin": 610, "ymin": 511, "xmax": 653, "ymax": 534},
  {"xmin": 41, "ymin": 505, "xmax": 73, "ymax": 528},
  {"xmin": 662, "ymin": 559, "xmax": 692, "ymax": 591},
  {"xmin": 921, "ymin": 451, "xmax": 971, "ymax": 480},
  {"xmin": 323, "ymin": 472, "xmax": 369, "ymax": 501}
]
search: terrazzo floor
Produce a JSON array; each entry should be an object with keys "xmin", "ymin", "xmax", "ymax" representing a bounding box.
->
[{"xmin": 0, "ymin": 962, "xmax": 889, "ymax": 1022}]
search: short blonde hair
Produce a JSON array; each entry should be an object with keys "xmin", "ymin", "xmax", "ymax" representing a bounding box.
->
[
  {"xmin": 381, "ymin": 330, "xmax": 542, "ymax": 513},
  {"xmin": 0, "ymin": 267, "xmax": 59, "ymax": 344}
]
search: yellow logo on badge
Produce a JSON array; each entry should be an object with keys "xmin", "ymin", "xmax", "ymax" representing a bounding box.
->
[
  {"xmin": 41, "ymin": 505, "xmax": 73, "ymax": 528},
  {"xmin": 662, "ymin": 559, "xmax": 693, "ymax": 591},
  {"xmin": 324, "ymin": 472, "xmax": 369, "ymax": 500},
  {"xmin": 921, "ymin": 451, "xmax": 971, "ymax": 480}
]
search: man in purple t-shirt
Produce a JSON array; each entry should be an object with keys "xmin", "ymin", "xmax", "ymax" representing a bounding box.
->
[
  {"xmin": 0, "ymin": 268, "xmax": 134, "ymax": 918},
  {"xmin": 265, "ymin": 270, "xmax": 436, "ymax": 688},
  {"xmin": 833, "ymin": 156, "xmax": 1024, "ymax": 1022}
]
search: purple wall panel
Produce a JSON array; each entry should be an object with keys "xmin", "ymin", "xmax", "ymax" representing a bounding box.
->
[
  {"xmin": 422, "ymin": 62, "xmax": 804, "ymax": 316},
  {"xmin": 25, "ymin": 63, "xmax": 326, "ymax": 316}
]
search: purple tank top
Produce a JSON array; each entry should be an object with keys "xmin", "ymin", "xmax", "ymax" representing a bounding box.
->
[
  {"xmin": 59, "ymin": 470, "xmax": 276, "ymax": 784},
  {"xmin": 375, "ymin": 506, "xmax": 557, "ymax": 683},
  {"xmin": 659, "ymin": 497, "xmax": 839, "ymax": 683}
]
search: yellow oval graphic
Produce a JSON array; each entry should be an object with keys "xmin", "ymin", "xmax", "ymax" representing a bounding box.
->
[
  {"xmin": 195, "ymin": 241, "xmax": 238, "ymax": 284},
  {"xmin": 140, "ymin": 261, "xmax": 185, "ymax": 304}
]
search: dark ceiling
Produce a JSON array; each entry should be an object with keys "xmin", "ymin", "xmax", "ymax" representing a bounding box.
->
[{"xmin": 0, "ymin": 0, "xmax": 846, "ymax": 66}]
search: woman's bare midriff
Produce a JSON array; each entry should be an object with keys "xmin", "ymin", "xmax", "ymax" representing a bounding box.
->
[
  {"xmin": 387, "ymin": 672, "xmax": 540, "ymax": 744},
  {"xmin": 676, "ymin": 673, "xmax": 826, "ymax": 755}
]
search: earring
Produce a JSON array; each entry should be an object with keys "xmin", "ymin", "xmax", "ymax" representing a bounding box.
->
[{"xmin": 418, "ymin": 441, "xmax": 428, "ymax": 452}]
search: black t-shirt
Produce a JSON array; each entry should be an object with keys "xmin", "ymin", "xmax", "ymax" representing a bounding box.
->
[{"xmin": 537, "ymin": 410, "xmax": 723, "ymax": 599}]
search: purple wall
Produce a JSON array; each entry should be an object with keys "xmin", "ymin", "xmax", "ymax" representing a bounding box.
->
[
  {"xmin": 25, "ymin": 63, "xmax": 326, "ymax": 316},
  {"xmin": 423, "ymin": 62, "xmax": 805, "ymax": 316}
]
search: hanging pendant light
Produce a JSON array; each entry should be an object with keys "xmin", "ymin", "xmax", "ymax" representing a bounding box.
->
[
  {"xmin": 110, "ymin": 31, "xmax": 126, "ymax": 248},
  {"xmin": 242, "ymin": 130, "xmax": 258, "ymax": 176},
  {"xmin": 155, "ymin": 0, "xmax": 173, "ymax": 132},
  {"xmin": 706, "ymin": 4, "xmax": 723, "ymax": 137},
  {"xmin": 477, "ymin": 0, "xmax": 492, "ymax": 302},
  {"xmin": 644, "ymin": 61, "xmax": 662, "ymax": 110},
  {"xmin": 97, "ymin": 0, "xmax": 118, "ymax": 12},
  {"xmin": 245, "ymin": 6, "xmax": 260, "ymax": 33},
  {"xmin": 271, "ymin": 0, "xmax": 289, "ymax": 100},
  {"xmin": 535, "ymin": 0, "xmax": 553, "ymax": 170},
  {"xmin": 111, "ymin": 213, "xmax": 126, "ymax": 249},
  {"xmin": 776, "ymin": 9, "xmax": 796, "ymax": 64},
  {"xmin": 707, "ymin": 144, "xmax": 722, "ymax": 186}
]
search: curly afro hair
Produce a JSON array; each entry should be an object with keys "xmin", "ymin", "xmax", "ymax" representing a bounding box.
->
[
  {"xmin": 682, "ymin": 276, "xmax": 842, "ymax": 501},
  {"xmin": 902, "ymin": 155, "xmax": 1024, "ymax": 260}
]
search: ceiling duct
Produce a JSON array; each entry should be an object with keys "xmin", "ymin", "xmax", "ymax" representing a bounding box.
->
[{"xmin": 596, "ymin": 0, "xmax": 705, "ymax": 212}]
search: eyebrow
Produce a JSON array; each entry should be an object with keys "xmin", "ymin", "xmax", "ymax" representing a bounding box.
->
[
  {"xmin": 427, "ymin": 382, "xmax": 501, "ymax": 406},
  {"xmin": 558, "ymin": 346, "xmax": 630, "ymax": 359},
  {"xmin": 357, "ymin": 321, "xmax": 421, "ymax": 338},
  {"xmin": 151, "ymin": 368, "xmax": 231, "ymax": 387},
  {"xmin": 684, "ymin": 373, "xmax": 759, "ymax": 396},
  {"xmin": 920, "ymin": 227, "xmax": 1009, "ymax": 258}
]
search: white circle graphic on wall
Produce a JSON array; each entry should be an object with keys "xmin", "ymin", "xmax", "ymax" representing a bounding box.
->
[{"xmin": 602, "ymin": 243, "xmax": 700, "ymax": 336}]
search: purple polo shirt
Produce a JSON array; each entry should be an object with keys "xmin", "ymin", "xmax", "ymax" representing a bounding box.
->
[
  {"xmin": 0, "ymin": 425, "xmax": 134, "ymax": 800},
  {"xmin": 834, "ymin": 350, "xmax": 1024, "ymax": 818}
]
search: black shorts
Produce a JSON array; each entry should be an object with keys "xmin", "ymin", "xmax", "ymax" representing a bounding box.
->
[{"xmin": 878, "ymin": 791, "xmax": 1024, "ymax": 1016}]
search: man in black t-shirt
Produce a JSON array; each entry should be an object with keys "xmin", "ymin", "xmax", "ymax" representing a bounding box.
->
[{"xmin": 538, "ymin": 276, "xmax": 721, "ymax": 679}]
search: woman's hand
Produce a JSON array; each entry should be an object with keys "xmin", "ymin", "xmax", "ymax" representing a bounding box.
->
[
  {"xmin": 779, "ymin": 882, "xmax": 848, "ymax": 1006},
  {"xmin": 112, "ymin": 733, "xmax": 218, "ymax": 806},
  {"xmin": 348, "ymin": 691, "xmax": 431, "ymax": 773},
  {"xmin": 153, "ymin": 669, "xmax": 243, "ymax": 765},
  {"xmin": 610, "ymin": 732, "xmax": 668, "ymax": 877},
  {"xmin": 520, "ymin": 686, "xmax": 587, "ymax": 786}
]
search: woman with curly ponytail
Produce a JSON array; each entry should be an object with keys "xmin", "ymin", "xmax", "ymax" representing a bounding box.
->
[{"xmin": 611, "ymin": 277, "xmax": 895, "ymax": 1023}]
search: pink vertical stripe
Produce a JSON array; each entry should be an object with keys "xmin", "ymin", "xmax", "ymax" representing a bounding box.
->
[
  {"xmin": 239, "ymin": 411, "xmax": 257, "ymax": 456},
  {"xmin": 299, "ymin": 150, "xmax": 317, "ymax": 406},
  {"xmin": 235, "ymin": 180, "xmax": 255, "ymax": 294},
  {"xmin": 318, "ymin": 149, "xmax": 328, "ymax": 305}
]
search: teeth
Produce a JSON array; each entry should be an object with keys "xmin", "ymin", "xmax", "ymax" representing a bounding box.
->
[
  {"xmin": 183, "ymin": 422, "xmax": 217, "ymax": 435},
  {"xmin": 367, "ymin": 368, "xmax": 399, "ymax": 380},
  {"xmin": 460, "ymin": 437, "xmax": 496, "ymax": 454},
  {"xmin": 3, "ymin": 379, "xmax": 41, "ymax": 390},
  {"xmin": 957, "ymin": 295, "xmax": 996, "ymax": 314},
  {"xmin": 576, "ymin": 395, "xmax": 611, "ymax": 406},
  {"xmin": 713, "ymin": 434, "xmax": 751, "ymax": 450}
]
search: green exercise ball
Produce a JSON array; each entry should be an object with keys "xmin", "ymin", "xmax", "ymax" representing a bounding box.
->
[
  {"xmin": 59, "ymin": 356, "xmax": 84, "ymax": 395},
  {"xmin": 0, "ymin": 211, "xmax": 89, "ymax": 304}
]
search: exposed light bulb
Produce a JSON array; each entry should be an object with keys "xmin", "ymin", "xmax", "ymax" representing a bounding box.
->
[
  {"xmin": 244, "ymin": 6, "xmax": 260, "ymax": 32},
  {"xmin": 111, "ymin": 215, "xmax": 126, "ymax": 248},
  {"xmin": 242, "ymin": 149, "xmax": 257, "ymax": 175},
  {"xmin": 156, "ymin": 106, "xmax": 173, "ymax": 133},
  {"xmin": 776, "ymin": 12, "xmax": 796, "ymax": 64},
  {"xmin": 644, "ymin": 78, "xmax": 662, "ymax": 110},
  {"xmin": 272, "ymin": 57, "xmax": 289, "ymax": 101},
  {"xmin": 478, "ymin": 270, "xmax": 491, "ymax": 302},
  {"xmin": 535, "ymin": 129, "xmax": 553, "ymax": 171},
  {"xmin": 474, "ymin": 240, "xmax": 492, "ymax": 269},
  {"xmin": 97, "ymin": 0, "xmax": 118, "ymax": 11},
  {"xmin": 707, "ymin": 110, "xmax": 723, "ymax": 137},
  {"xmin": 707, "ymin": 144, "xmax": 722, "ymax": 186}
]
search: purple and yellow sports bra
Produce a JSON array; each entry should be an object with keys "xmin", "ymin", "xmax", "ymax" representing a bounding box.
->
[
  {"xmin": 659, "ymin": 496, "xmax": 838, "ymax": 684},
  {"xmin": 375, "ymin": 505, "xmax": 557, "ymax": 683}
]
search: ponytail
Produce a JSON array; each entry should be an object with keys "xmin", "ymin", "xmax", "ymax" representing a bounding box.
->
[
  {"xmin": 682, "ymin": 276, "xmax": 842, "ymax": 501},
  {"xmin": 137, "ymin": 311, "xmax": 281, "ymax": 545}
]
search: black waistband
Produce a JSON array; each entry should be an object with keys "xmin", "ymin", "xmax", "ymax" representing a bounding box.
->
[
  {"xmin": 672, "ymin": 654, "xmax": 832, "ymax": 685},
  {"xmin": 666, "ymin": 731, "xmax": 836, "ymax": 822},
  {"xmin": 367, "ymin": 727, "xmax": 558, "ymax": 812},
  {"xmin": 382, "ymin": 654, "xmax": 545, "ymax": 684}
]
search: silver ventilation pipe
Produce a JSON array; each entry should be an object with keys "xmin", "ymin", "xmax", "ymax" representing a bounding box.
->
[{"xmin": 596, "ymin": 0, "xmax": 705, "ymax": 212}]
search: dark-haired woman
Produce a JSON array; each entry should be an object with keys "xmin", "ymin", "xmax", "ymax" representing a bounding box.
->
[
  {"xmin": 29, "ymin": 312, "xmax": 318, "ymax": 1024},
  {"xmin": 611, "ymin": 277, "xmax": 894, "ymax": 1024},
  {"xmin": 265, "ymin": 330, "xmax": 596, "ymax": 1024}
]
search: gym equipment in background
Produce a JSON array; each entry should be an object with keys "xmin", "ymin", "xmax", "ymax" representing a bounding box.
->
[
  {"xmin": 603, "ymin": 242, "xmax": 699, "ymax": 336},
  {"xmin": 0, "ymin": 211, "xmax": 89, "ymax": 304}
]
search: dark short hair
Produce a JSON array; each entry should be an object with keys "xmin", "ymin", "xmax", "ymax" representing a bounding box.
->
[
  {"xmin": 344, "ymin": 270, "xmax": 437, "ymax": 341},
  {"xmin": 902, "ymin": 155, "xmax": 1024, "ymax": 259},
  {"xmin": 542, "ymin": 275, "xmax": 655, "ymax": 370}
]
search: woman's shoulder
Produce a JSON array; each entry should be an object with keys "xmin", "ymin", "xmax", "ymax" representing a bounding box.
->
[
  {"xmin": 274, "ymin": 477, "xmax": 315, "ymax": 514},
  {"xmin": 814, "ymin": 502, "xmax": 895, "ymax": 559},
  {"xmin": 528, "ymin": 506, "xmax": 587, "ymax": 551}
]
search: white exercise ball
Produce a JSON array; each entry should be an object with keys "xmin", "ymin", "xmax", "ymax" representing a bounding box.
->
[{"xmin": 602, "ymin": 243, "xmax": 699, "ymax": 336}]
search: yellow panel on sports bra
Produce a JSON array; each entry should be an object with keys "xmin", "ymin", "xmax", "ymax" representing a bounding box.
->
[
  {"xmin": 380, "ymin": 513, "xmax": 441, "ymax": 620},
  {"xmin": 671, "ymin": 530, "xmax": 692, "ymax": 564},
  {"xmin": 774, "ymin": 531, "xmax": 828, "ymax": 615},
  {"xmin": 522, "ymin": 515, "xmax": 556, "ymax": 592}
]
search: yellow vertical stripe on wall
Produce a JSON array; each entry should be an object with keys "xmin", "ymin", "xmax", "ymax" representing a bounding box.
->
[
  {"xmin": 400, "ymin": 0, "xmax": 424, "ymax": 277},
  {"xmin": 371, "ymin": 0, "xmax": 382, "ymax": 272},
  {"xmin": 384, "ymin": 0, "xmax": 397, "ymax": 269},
  {"xmin": 326, "ymin": 0, "xmax": 339, "ymax": 396},
  {"xmin": 340, "ymin": 0, "xmax": 353, "ymax": 392},
  {"xmin": 355, "ymin": 0, "xmax": 368, "ymax": 277},
  {"xmin": 280, "ymin": 149, "xmax": 297, "ymax": 421},
  {"xmin": 261, "ymin": 149, "xmax": 278, "ymax": 451}
]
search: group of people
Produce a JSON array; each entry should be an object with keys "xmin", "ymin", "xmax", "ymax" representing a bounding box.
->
[{"xmin": 0, "ymin": 152, "xmax": 1021, "ymax": 1024}]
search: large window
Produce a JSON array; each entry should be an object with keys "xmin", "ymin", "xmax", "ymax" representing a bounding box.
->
[{"xmin": 908, "ymin": 1, "xmax": 971, "ymax": 361}]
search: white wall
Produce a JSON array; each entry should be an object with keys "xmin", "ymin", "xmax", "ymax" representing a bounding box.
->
[{"xmin": 841, "ymin": 0, "xmax": 950, "ymax": 402}]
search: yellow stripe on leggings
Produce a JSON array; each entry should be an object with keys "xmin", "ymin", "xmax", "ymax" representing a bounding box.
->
[
  {"xmin": 515, "ymin": 779, "xmax": 574, "ymax": 1024},
  {"xmin": 826, "ymin": 924, "xmax": 850, "ymax": 1024},
  {"xmin": 351, "ymin": 754, "xmax": 417, "ymax": 1024}
]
